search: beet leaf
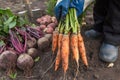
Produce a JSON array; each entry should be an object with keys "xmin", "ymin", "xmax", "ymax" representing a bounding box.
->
[
  {"xmin": 26, "ymin": 27, "xmax": 44, "ymax": 39},
  {"xmin": 9, "ymin": 30, "xmax": 27, "ymax": 54}
]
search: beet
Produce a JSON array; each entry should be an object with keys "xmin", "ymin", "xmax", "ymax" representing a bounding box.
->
[
  {"xmin": 39, "ymin": 15, "xmax": 52, "ymax": 25},
  {"xmin": 47, "ymin": 23, "xmax": 57, "ymax": 29},
  {"xmin": 37, "ymin": 37, "xmax": 49, "ymax": 50},
  {"xmin": 36, "ymin": 18, "xmax": 42, "ymax": 23},
  {"xmin": 0, "ymin": 51, "xmax": 17, "ymax": 74},
  {"xmin": 43, "ymin": 15, "xmax": 52, "ymax": 23},
  {"xmin": 40, "ymin": 19, "xmax": 48, "ymax": 25},
  {"xmin": 33, "ymin": 26, "xmax": 41, "ymax": 31},
  {"xmin": 44, "ymin": 27, "xmax": 53, "ymax": 34},
  {"xmin": 40, "ymin": 25, "xmax": 46, "ymax": 30},
  {"xmin": 44, "ymin": 34, "xmax": 52, "ymax": 42},
  {"xmin": 17, "ymin": 54, "xmax": 34, "ymax": 70},
  {"xmin": 17, "ymin": 54, "xmax": 34, "ymax": 76},
  {"xmin": 51, "ymin": 16, "xmax": 57, "ymax": 23},
  {"xmin": 27, "ymin": 48, "xmax": 38, "ymax": 59},
  {"xmin": 27, "ymin": 37, "xmax": 37, "ymax": 48}
]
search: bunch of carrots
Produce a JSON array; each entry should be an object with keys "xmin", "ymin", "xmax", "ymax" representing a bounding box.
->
[{"xmin": 52, "ymin": 8, "xmax": 88, "ymax": 74}]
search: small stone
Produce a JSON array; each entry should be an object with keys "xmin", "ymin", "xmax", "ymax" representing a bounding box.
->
[
  {"xmin": 82, "ymin": 21, "xmax": 86, "ymax": 25},
  {"xmin": 93, "ymin": 74, "xmax": 99, "ymax": 79},
  {"xmin": 88, "ymin": 67, "xmax": 93, "ymax": 71},
  {"xmin": 107, "ymin": 63, "xmax": 114, "ymax": 68}
]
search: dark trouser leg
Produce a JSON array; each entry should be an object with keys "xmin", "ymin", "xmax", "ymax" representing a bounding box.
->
[
  {"xmin": 93, "ymin": 0, "xmax": 109, "ymax": 32},
  {"xmin": 99, "ymin": 1, "xmax": 120, "ymax": 62},
  {"xmin": 103, "ymin": 0, "xmax": 120, "ymax": 46},
  {"xmin": 84, "ymin": 0, "xmax": 109, "ymax": 38}
]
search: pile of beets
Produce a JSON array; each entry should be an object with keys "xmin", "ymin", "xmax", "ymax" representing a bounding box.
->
[{"xmin": 0, "ymin": 15, "xmax": 58, "ymax": 76}]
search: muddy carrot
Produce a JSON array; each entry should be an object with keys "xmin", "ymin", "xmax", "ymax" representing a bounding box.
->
[
  {"xmin": 60, "ymin": 14, "xmax": 71, "ymax": 73},
  {"xmin": 72, "ymin": 8, "xmax": 88, "ymax": 67},
  {"xmin": 61, "ymin": 35, "xmax": 70, "ymax": 73},
  {"xmin": 69, "ymin": 8, "xmax": 79, "ymax": 65},
  {"xmin": 55, "ymin": 33, "xmax": 63, "ymax": 71},
  {"xmin": 78, "ymin": 33, "xmax": 88, "ymax": 66},
  {"xmin": 71, "ymin": 34, "xmax": 79, "ymax": 65},
  {"xmin": 52, "ymin": 31, "xmax": 59, "ymax": 54}
]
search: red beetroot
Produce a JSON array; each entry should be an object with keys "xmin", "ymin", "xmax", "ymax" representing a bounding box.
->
[
  {"xmin": 51, "ymin": 16, "xmax": 58, "ymax": 24},
  {"xmin": 27, "ymin": 37, "xmax": 37, "ymax": 48},
  {"xmin": 36, "ymin": 15, "xmax": 52, "ymax": 25},
  {"xmin": 33, "ymin": 26, "xmax": 41, "ymax": 31},
  {"xmin": 47, "ymin": 23, "xmax": 57, "ymax": 29},
  {"xmin": 44, "ymin": 27, "xmax": 53, "ymax": 34},
  {"xmin": 43, "ymin": 15, "xmax": 52, "ymax": 24},
  {"xmin": 37, "ymin": 37, "xmax": 49, "ymax": 50},
  {"xmin": 44, "ymin": 34, "xmax": 52, "ymax": 42},
  {"xmin": 17, "ymin": 54, "xmax": 34, "ymax": 76},
  {"xmin": 39, "ymin": 25, "xmax": 46, "ymax": 30},
  {"xmin": 0, "ymin": 50, "xmax": 17, "ymax": 74},
  {"xmin": 27, "ymin": 48, "xmax": 38, "ymax": 59},
  {"xmin": 36, "ymin": 18, "xmax": 42, "ymax": 23}
]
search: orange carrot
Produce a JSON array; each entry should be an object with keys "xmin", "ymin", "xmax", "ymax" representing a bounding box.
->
[
  {"xmin": 61, "ymin": 35, "xmax": 70, "ymax": 73},
  {"xmin": 78, "ymin": 33, "xmax": 88, "ymax": 66},
  {"xmin": 71, "ymin": 34, "xmax": 79, "ymax": 65},
  {"xmin": 52, "ymin": 31, "xmax": 59, "ymax": 54},
  {"xmin": 55, "ymin": 33, "xmax": 63, "ymax": 71}
]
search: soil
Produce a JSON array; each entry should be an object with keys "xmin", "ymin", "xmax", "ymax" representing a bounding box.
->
[
  {"xmin": 0, "ymin": 0, "xmax": 120, "ymax": 80},
  {"xmin": 0, "ymin": 0, "xmax": 47, "ymax": 13}
]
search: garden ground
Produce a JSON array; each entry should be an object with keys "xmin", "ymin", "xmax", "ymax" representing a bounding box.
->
[{"xmin": 0, "ymin": 0, "xmax": 120, "ymax": 80}]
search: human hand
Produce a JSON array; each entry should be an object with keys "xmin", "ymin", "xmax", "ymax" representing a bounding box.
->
[
  {"xmin": 70, "ymin": 0, "xmax": 94, "ymax": 16},
  {"xmin": 54, "ymin": 0, "xmax": 70, "ymax": 20},
  {"xmin": 54, "ymin": 0, "xmax": 94, "ymax": 20}
]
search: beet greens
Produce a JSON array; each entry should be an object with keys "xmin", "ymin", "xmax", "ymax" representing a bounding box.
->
[
  {"xmin": 9, "ymin": 30, "xmax": 27, "ymax": 54},
  {"xmin": 26, "ymin": 27, "xmax": 44, "ymax": 39},
  {"xmin": 0, "ymin": 41, "xmax": 5, "ymax": 54}
]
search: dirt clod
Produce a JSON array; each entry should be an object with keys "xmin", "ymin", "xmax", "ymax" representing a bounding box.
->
[{"xmin": 93, "ymin": 74, "xmax": 99, "ymax": 79}]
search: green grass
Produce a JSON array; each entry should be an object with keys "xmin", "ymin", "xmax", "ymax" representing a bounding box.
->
[{"xmin": 45, "ymin": 0, "xmax": 57, "ymax": 16}]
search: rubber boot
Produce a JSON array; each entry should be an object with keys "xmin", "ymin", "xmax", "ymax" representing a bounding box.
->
[
  {"xmin": 85, "ymin": 29, "xmax": 102, "ymax": 38},
  {"xmin": 99, "ymin": 43, "xmax": 118, "ymax": 62}
]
